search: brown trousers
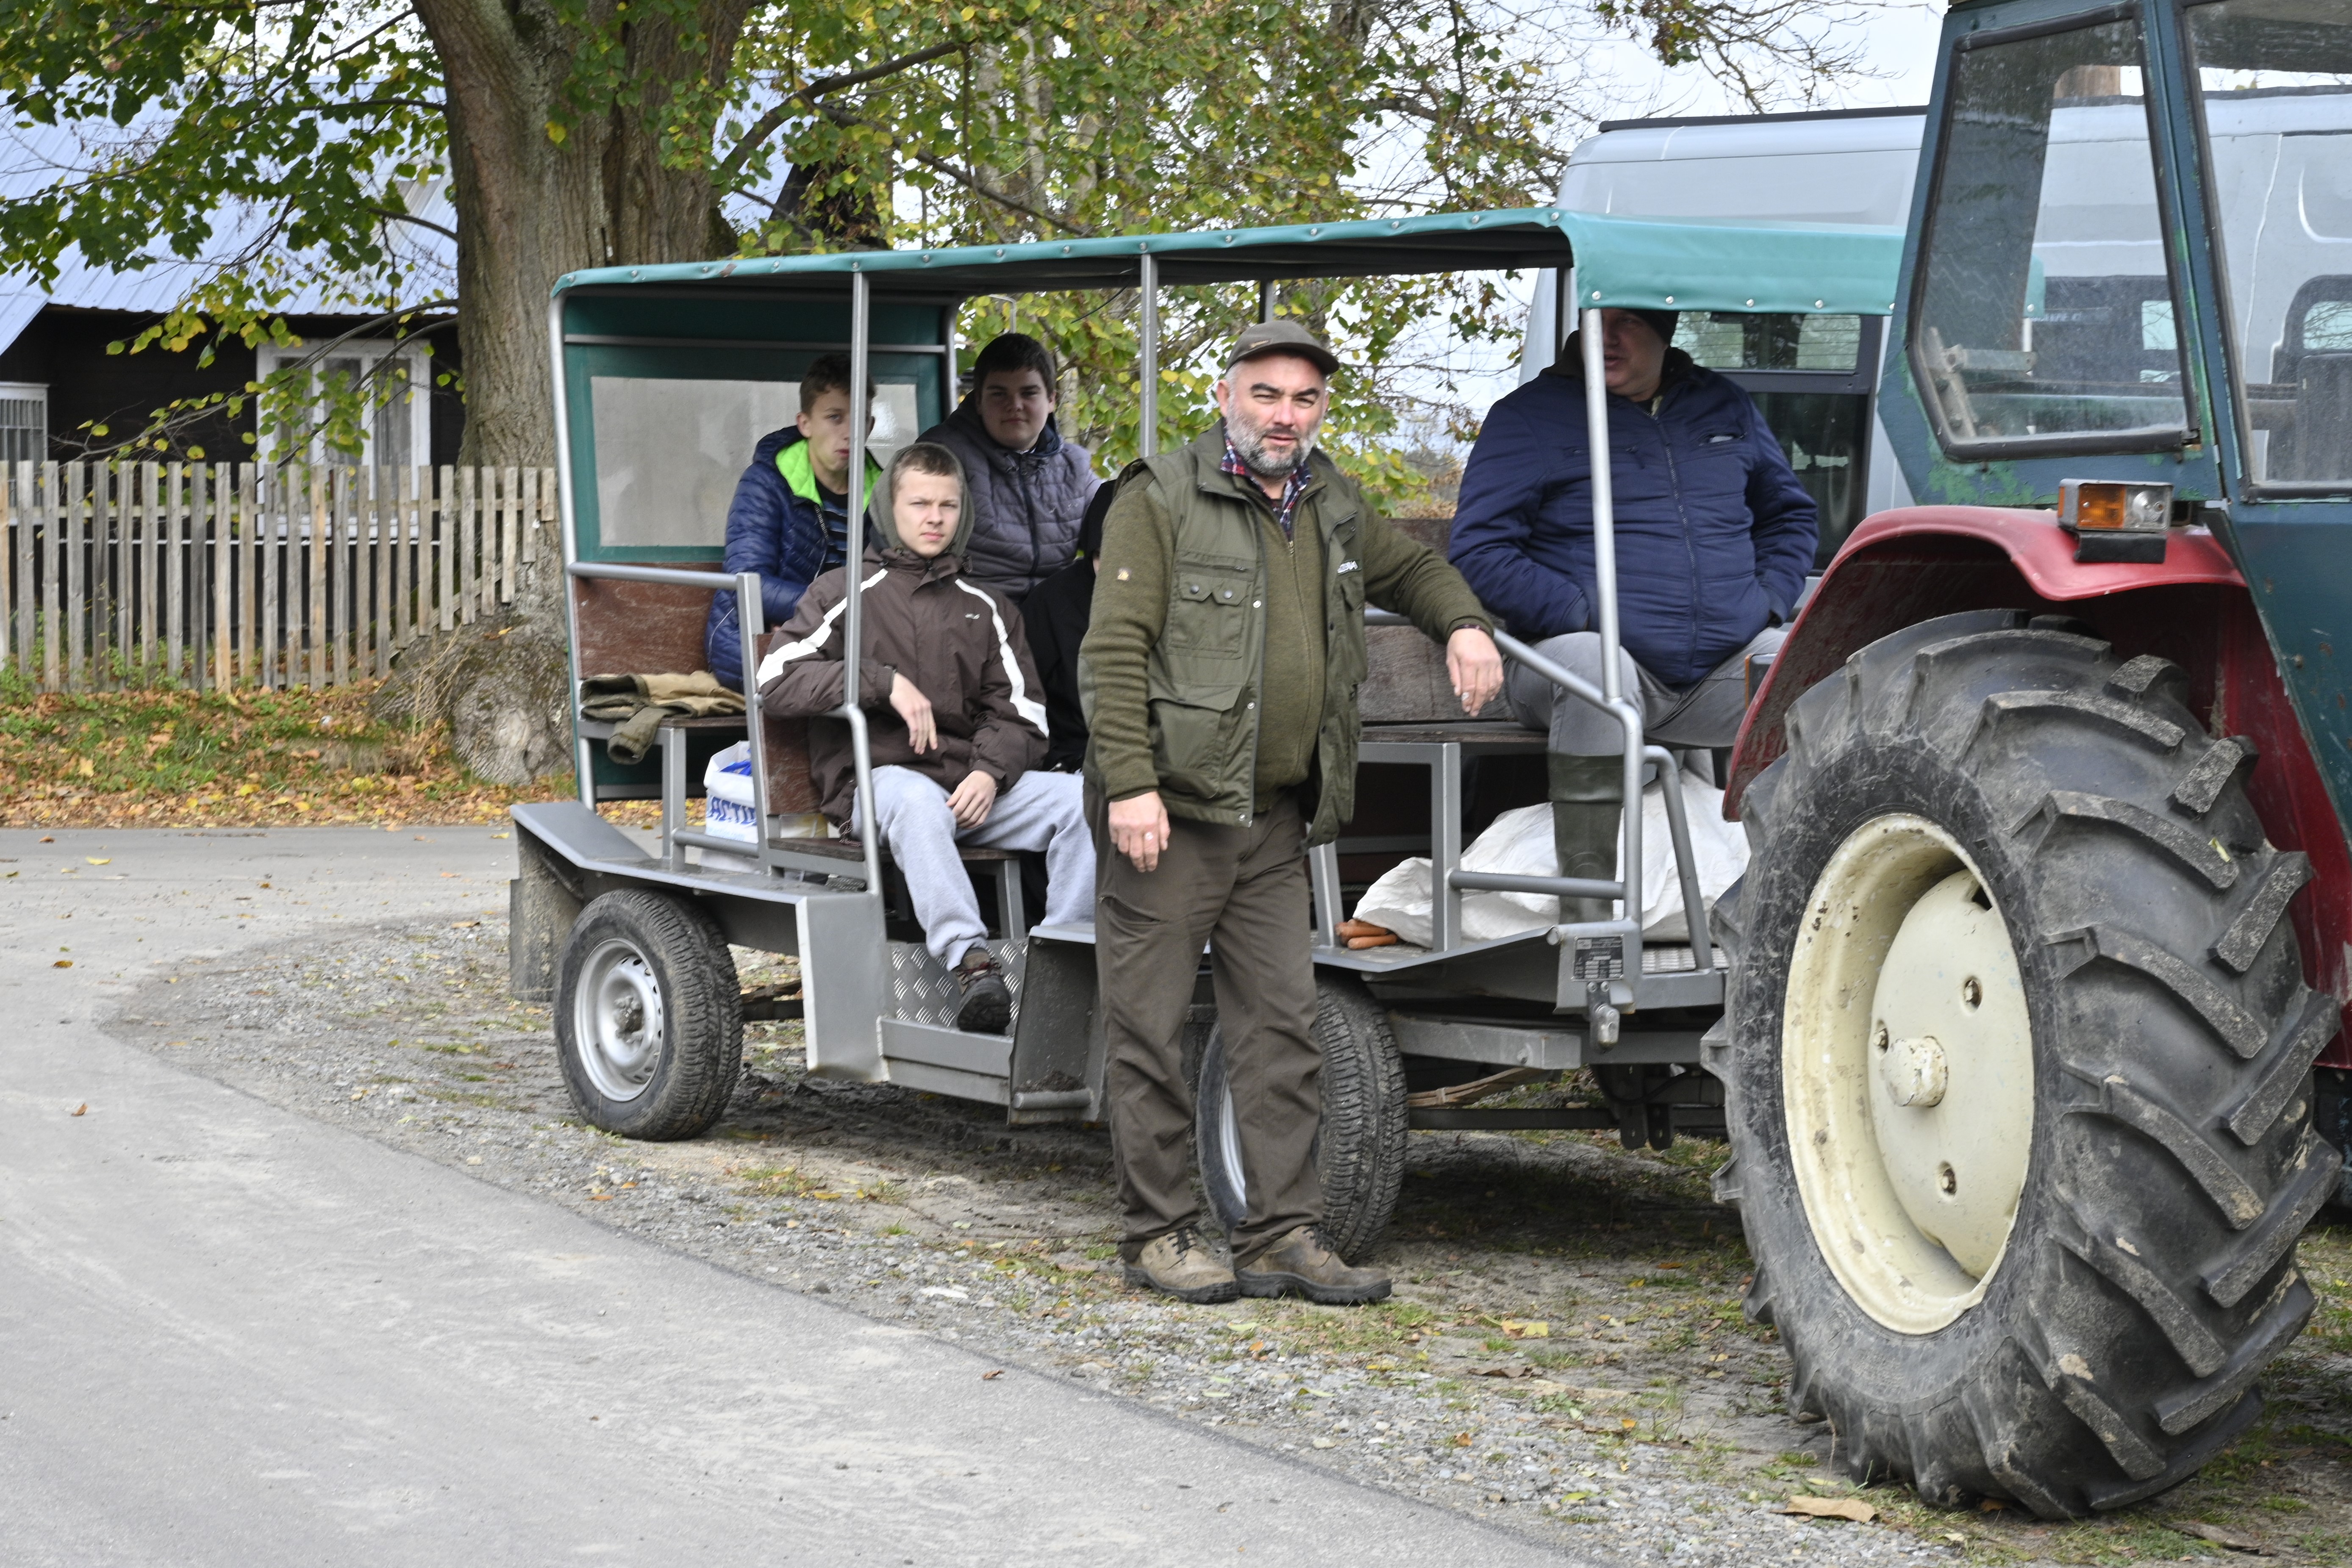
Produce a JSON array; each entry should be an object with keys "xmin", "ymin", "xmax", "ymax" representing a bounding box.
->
[{"xmin": 1092, "ymin": 789, "xmax": 1322, "ymax": 1259}]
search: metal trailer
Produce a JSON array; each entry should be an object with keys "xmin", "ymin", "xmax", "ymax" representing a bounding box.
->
[{"xmin": 507, "ymin": 206, "xmax": 1900, "ymax": 1246}]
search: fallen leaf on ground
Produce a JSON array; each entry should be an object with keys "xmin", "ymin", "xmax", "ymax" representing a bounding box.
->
[
  {"xmin": 981, "ymin": 1369, "xmax": 1003, "ymax": 1380},
  {"xmin": 1498, "ymin": 1319, "xmax": 1549, "ymax": 1338},
  {"xmin": 1779, "ymin": 1496, "xmax": 1875, "ymax": 1523},
  {"xmin": 2166, "ymin": 1521, "xmax": 2271, "ymax": 1555},
  {"xmin": 71, "ymin": 1103, "xmax": 87, "ymax": 1116},
  {"xmin": 1472, "ymin": 1365, "xmax": 1536, "ymax": 1378},
  {"xmin": 84, "ymin": 857, "xmax": 111, "ymax": 865},
  {"xmin": 451, "ymin": 920, "xmax": 481, "ymax": 929},
  {"xmin": 52, "ymin": 959, "xmax": 72, "ymax": 968}
]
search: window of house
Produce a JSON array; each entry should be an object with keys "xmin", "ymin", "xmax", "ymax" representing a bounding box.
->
[
  {"xmin": 0, "ymin": 382, "xmax": 46, "ymax": 465},
  {"xmin": 255, "ymin": 341, "xmax": 432, "ymax": 469},
  {"xmin": 1910, "ymin": 13, "xmax": 2191, "ymax": 454}
]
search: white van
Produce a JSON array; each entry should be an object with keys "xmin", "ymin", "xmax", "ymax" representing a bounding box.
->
[{"xmin": 1519, "ymin": 107, "xmax": 1927, "ymax": 561}]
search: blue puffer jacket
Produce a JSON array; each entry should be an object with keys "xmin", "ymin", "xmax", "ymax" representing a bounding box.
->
[
  {"xmin": 1447, "ymin": 350, "xmax": 1818, "ymax": 688},
  {"xmin": 703, "ymin": 429, "xmax": 879, "ymax": 690},
  {"xmin": 919, "ymin": 397, "xmax": 1099, "ymax": 602}
]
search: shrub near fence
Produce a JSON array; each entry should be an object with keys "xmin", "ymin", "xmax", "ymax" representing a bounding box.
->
[{"xmin": 0, "ymin": 462, "xmax": 556, "ymax": 692}]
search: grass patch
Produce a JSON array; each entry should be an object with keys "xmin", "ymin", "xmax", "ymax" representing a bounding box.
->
[{"xmin": 0, "ymin": 674, "xmax": 572, "ymax": 826}]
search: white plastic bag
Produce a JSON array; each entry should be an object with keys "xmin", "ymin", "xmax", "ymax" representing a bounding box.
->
[
  {"xmin": 703, "ymin": 741, "xmax": 758, "ymax": 843},
  {"xmin": 1350, "ymin": 763, "xmax": 1747, "ymax": 947}
]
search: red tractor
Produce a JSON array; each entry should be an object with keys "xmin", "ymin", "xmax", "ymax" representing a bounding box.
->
[{"xmin": 1710, "ymin": 0, "xmax": 2351, "ymax": 1516}]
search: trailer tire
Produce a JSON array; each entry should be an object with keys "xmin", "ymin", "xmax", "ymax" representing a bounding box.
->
[
  {"xmin": 1716, "ymin": 609, "xmax": 2339, "ymax": 1517},
  {"xmin": 1197, "ymin": 973, "xmax": 1409, "ymax": 1260},
  {"xmin": 555, "ymin": 890, "xmax": 742, "ymax": 1140}
]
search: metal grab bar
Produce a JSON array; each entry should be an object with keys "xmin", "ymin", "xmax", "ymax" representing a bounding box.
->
[
  {"xmin": 567, "ymin": 561, "xmax": 739, "ymax": 588},
  {"xmin": 1451, "ymin": 871, "xmax": 1624, "ymax": 899}
]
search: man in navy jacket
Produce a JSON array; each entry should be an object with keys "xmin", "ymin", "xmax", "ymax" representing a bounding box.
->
[{"xmin": 1448, "ymin": 309, "xmax": 1816, "ymax": 918}]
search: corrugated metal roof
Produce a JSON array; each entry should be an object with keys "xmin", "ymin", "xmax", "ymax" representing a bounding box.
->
[{"xmin": 0, "ymin": 116, "xmax": 455, "ymax": 357}]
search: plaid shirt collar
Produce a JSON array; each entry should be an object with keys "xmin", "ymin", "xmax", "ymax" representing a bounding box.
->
[{"xmin": 1220, "ymin": 432, "xmax": 1311, "ymax": 540}]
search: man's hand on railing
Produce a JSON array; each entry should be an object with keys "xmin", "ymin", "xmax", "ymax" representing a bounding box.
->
[
  {"xmin": 1447, "ymin": 626, "xmax": 1505, "ymax": 715},
  {"xmin": 890, "ymin": 672, "xmax": 937, "ymax": 753},
  {"xmin": 1109, "ymin": 791, "xmax": 1172, "ymax": 873}
]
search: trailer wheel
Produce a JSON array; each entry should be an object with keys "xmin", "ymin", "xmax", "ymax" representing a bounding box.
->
[
  {"xmin": 1714, "ymin": 610, "xmax": 2340, "ymax": 1517},
  {"xmin": 555, "ymin": 891, "xmax": 742, "ymax": 1140},
  {"xmin": 1196, "ymin": 974, "xmax": 1408, "ymax": 1259}
]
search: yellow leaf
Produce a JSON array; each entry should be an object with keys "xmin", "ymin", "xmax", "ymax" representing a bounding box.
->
[
  {"xmin": 52, "ymin": 959, "xmax": 72, "ymax": 968},
  {"xmin": 85, "ymin": 857, "xmax": 111, "ymax": 865},
  {"xmin": 76, "ymin": 758, "xmax": 94, "ymax": 777},
  {"xmin": 1780, "ymin": 1496, "xmax": 1876, "ymax": 1524},
  {"xmin": 1499, "ymin": 1319, "xmax": 1549, "ymax": 1338}
]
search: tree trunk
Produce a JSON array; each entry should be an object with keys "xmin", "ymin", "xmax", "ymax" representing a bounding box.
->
[{"xmin": 378, "ymin": 0, "xmax": 753, "ymax": 785}]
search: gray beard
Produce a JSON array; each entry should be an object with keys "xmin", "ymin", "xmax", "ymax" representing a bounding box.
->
[{"xmin": 1229, "ymin": 417, "xmax": 1316, "ymax": 480}]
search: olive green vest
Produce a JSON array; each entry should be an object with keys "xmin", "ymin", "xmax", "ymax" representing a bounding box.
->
[{"xmin": 1127, "ymin": 439, "xmax": 1372, "ymax": 845}]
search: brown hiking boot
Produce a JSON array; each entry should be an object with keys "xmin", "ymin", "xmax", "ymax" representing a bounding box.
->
[
  {"xmin": 1236, "ymin": 1225, "xmax": 1391, "ymax": 1305},
  {"xmin": 953, "ymin": 949, "xmax": 1012, "ymax": 1035},
  {"xmin": 1122, "ymin": 1227, "xmax": 1238, "ymax": 1304}
]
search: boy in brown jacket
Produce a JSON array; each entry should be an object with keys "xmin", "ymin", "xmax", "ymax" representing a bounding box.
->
[{"xmin": 756, "ymin": 442, "xmax": 1093, "ymax": 1033}]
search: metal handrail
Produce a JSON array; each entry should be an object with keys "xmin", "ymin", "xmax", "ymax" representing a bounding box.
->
[{"xmin": 566, "ymin": 561, "xmax": 739, "ymax": 588}]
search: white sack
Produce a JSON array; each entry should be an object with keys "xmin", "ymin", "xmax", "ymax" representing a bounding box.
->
[{"xmin": 1351, "ymin": 764, "xmax": 1748, "ymax": 947}]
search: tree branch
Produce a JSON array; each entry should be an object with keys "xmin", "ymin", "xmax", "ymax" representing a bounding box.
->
[
  {"xmin": 716, "ymin": 39, "xmax": 968, "ymax": 185},
  {"xmin": 368, "ymin": 205, "xmax": 458, "ymax": 241}
]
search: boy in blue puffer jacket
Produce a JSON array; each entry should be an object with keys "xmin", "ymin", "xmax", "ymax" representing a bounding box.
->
[
  {"xmin": 1448, "ymin": 308, "xmax": 1817, "ymax": 919},
  {"xmin": 704, "ymin": 354, "xmax": 883, "ymax": 689}
]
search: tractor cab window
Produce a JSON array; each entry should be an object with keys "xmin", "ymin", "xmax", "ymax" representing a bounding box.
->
[
  {"xmin": 1911, "ymin": 15, "xmax": 2191, "ymax": 454},
  {"xmin": 2185, "ymin": 0, "xmax": 2352, "ymax": 491}
]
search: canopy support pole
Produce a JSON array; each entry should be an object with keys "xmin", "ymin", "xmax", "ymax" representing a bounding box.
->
[
  {"xmin": 1581, "ymin": 307, "xmax": 1644, "ymax": 983},
  {"xmin": 1139, "ymin": 253, "xmax": 1159, "ymax": 458},
  {"xmin": 1258, "ymin": 279, "xmax": 1274, "ymax": 323},
  {"xmin": 845, "ymin": 269, "xmax": 870, "ymax": 710},
  {"xmin": 842, "ymin": 267, "xmax": 884, "ymax": 893}
]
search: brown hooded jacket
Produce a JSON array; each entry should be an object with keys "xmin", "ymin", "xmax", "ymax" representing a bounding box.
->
[{"xmin": 754, "ymin": 458, "xmax": 1049, "ymax": 826}]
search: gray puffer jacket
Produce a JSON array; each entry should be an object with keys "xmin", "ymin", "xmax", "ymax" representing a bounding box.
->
[{"xmin": 919, "ymin": 397, "xmax": 1099, "ymax": 603}]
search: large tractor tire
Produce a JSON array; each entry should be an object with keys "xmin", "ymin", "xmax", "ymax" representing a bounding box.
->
[
  {"xmin": 1197, "ymin": 973, "xmax": 1409, "ymax": 1260},
  {"xmin": 555, "ymin": 890, "xmax": 743, "ymax": 1140},
  {"xmin": 1712, "ymin": 610, "xmax": 2341, "ymax": 1517}
]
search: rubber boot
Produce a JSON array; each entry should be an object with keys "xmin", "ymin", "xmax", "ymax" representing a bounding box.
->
[{"xmin": 1549, "ymin": 752, "xmax": 1622, "ymax": 926}]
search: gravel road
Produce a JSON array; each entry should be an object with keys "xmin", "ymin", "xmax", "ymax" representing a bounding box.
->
[{"xmin": 110, "ymin": 910, "xmax": 2352, "ymax": 1566}]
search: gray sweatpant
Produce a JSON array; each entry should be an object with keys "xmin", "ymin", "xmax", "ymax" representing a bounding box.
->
[
  {"xmin": 851, "ymin": 766, "xmax": 1095, "ymax": 968},
  {"xmin": 1506, "ymin": 626, "xmax": 1786, "ymax": 756}
]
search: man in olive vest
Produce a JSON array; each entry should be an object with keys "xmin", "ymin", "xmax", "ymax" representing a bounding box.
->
[{"xmin": 1080, "ymin": 320, "xmax": 1503, "ymax": 1306}]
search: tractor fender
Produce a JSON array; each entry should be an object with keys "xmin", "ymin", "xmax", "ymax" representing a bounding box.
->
[{"xmin": 1727, "ymin": 505, "xmax": 2351, "ymax": 1068}]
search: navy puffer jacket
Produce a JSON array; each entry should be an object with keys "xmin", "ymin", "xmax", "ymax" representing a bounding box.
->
[
  {"xmin": 919, "ymin": 397, "xmax": 1099, "ymax": 602},
  {"xmin": 1447, "ymin": 349, "xmax": 1818, "ymax": 688},
  {"xmin": 703, "ymin": 428, "xmax": 877, "ymax": 690}
]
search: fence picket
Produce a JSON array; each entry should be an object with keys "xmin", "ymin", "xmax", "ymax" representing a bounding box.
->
[
  {"xmin": 0, "ymin": 463, "xmax": 13, "ymax": 679},
  {"xmin": 211, "ymin": 464, "xmax": 229, "ymax": 689}
]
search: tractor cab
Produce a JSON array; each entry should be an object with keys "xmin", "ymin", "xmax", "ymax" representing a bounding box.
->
[{"xmin": 1706, "ymin": 0, "xmax": 2352, "ymax": 1524}]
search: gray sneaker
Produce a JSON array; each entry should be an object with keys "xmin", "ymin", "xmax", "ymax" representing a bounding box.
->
[
  {"xmin": 1236, "ymin": 1225, "xmax": 1391, "ymax": 1305},
  {"xmin": 1122, "ymin": 1227, "xmax": 1238, "ymax": 1304}
]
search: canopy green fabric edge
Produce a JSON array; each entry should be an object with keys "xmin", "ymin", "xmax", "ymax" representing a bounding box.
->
[
  {"xmin": 553, "ymin": 206, "xmax": 1901, "ymax": 317},
  {"xmin": 1560, "ymin": 214, "xmax": 1902, "ymax": 316}
]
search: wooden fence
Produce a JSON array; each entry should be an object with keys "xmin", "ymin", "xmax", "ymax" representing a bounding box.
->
[{"xmin": 0, "ymin": 463, "xmax": 556, "ymax": 692}]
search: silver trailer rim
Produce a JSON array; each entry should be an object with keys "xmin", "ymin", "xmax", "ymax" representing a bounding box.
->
[
  {"xmin": 1781, "ymin": 813, "xmax": 2035, "ymax": 1335},
  {"xmin": 574, "ymin": 937, "xmax": 666, "ymax": 1103}
]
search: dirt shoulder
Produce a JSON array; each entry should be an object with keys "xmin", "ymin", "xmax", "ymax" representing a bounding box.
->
[{"xmin": 109, "ymin": 915, "xmax": 2352, "ymax": 1567}]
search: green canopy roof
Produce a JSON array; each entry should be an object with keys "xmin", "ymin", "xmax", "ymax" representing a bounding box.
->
[{"xmin": 553, "ymin": 207, "xmax": 1902, "ymax": 316}]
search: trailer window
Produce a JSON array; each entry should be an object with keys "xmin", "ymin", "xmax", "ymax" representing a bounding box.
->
[
  {"xmin": 1910, "ymin": 15, "xmax": 2190, "ymax": 455},
  {"xmin": 2185, "ymin": 0, "xmax": 2352, "ymax": 490}
]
